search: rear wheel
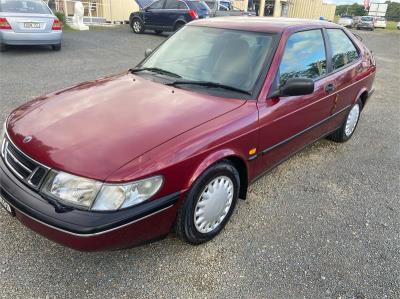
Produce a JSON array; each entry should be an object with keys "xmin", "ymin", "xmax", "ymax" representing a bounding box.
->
[
  {"xmin": 0, "ymin": 43, "xmax": 7, "ymax": 52},
  {"xmin": 52, "ymin": 44, "xmax": 61, "ymax": 51},
  {"xmin": 176, "ymin": 161, "xmax": 240, "ymax": 245},
  {"xmin": 131, "ymin": 18, "xmax": 144, "ymax": 34},
  {"xmin": 328, "ymin": 99, "xmax": 362, "ymax": 143},
  {"xmin": 174, "ymin": 22, "xmax": 185, "ymax": 32}
]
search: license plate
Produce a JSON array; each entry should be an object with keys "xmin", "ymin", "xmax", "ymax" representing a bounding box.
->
[
  {"xmin": 24, "ymin": 22, "xmax": 41, "ymax": 29},
  {"xmin": 0, "ymin": 195, "xmax": 14, "ymax": 216}
]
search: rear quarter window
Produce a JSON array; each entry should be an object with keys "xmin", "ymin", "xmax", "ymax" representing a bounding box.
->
[{"xmin": 326, "ymin": 29, "xmax": 359, "ymax": 70}]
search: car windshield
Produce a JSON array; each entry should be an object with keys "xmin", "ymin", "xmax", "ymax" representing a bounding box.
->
[
  {"xmin": 139, "ymin": 26, "xmax": 275, "ymax": 95},
  {"xmin": 0, "ymin": 0, "xmax": 51, "ymax": 14},
  {"xmin": 361, "ymin": 16, "xmax": 373, "ymax": 21}
]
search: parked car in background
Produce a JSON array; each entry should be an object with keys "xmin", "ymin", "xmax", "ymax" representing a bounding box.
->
[
  {"xmin": 0, "ymin": 18, "xmax": 376, "ymax": 251},
  {"xmin": 356, "ymin": 16, "xmax": 374, "ymax": 31},
  {"xmin": 130, "ymin": 0, "xmax": 210, "ymax": 34},
  {"xmin": 374, "ymin": 17, "xmax": 386, "ymax": 29},
  {"xmin": 338, "ymin": 15, "xmax": 353, "ymax": 28},
  {"xmin": 204, "ymin": 0, "xmax": 244, "ymax": 17},
  {"xmin": 0, "ymin": 0, "xmax": 62, "ymax": 52},
  {"xmin": 352, "ymin": 16, "xmax": 361, "ymax": 28}
]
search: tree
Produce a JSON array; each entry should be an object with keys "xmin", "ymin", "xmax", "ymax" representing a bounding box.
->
[
  {"xmin": 335, "ymin": 3, "xmax": 367, "ymax": 17},
  {"xmin": 385, "ymin": 1, "xmax": 400, "ymax": 21}
]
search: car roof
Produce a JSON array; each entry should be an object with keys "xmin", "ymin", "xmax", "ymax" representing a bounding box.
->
[{"xmin": 189, "ymin": 17, "xmax": 342, "ymax": 33}]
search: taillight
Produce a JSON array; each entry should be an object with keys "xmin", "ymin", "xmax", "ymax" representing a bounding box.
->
[
  {"xmin": 52, "ymin": 19, "xmax": 62, "ymax": 30},
  {"xmin": 0, "ymin": 17, "xmax": 12, "ymax": 30},
  {"xmin": 188, "ymin": 9, "xmax": 198, "ymax": 20}
]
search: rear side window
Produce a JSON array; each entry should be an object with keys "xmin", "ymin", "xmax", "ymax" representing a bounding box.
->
[
  {"xmin": 165, "ymin": 0, "xmax": 180, "ymax": 9},
  {"xmin": 187, "ymin": 1, "xmax": 209, "ymax": 11},
  {"xmin": 327, "ymin": 29, "xmax": 359, "ymax": 70},
  {"xmin": 0, "ymin": 0, "xmax": 51, "ymax": 14},
  {"xmin": 279, "ymin": 29, "xmax": 327, "ymax": 85},
  {"xmin": 148, "ymin": 0, "xmax": 164, "ymax": 9}
]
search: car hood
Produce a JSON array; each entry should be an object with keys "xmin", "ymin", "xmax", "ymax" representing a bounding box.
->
[{"xmin": 7, "ymin": 73, "xmax": 245, "ymax": 181}]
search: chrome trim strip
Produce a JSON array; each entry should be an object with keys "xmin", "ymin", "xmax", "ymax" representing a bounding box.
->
[
  {"xmin": 4, "ymin": 130, "xmax": 50, "ymax": 171},
  {"xmin": 11, "ymin": 203, "xmax": 174, "ymax": 237},
  {"xmin": 3, "ymin": 150, "xmax": 25, "ymax": 180},
  {"xmin": 5, "ymin": 147, "xmax": 32, "ymax": 173}
]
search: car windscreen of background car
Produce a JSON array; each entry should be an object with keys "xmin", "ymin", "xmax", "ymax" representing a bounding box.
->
[
  {"xmin": 361, "ymin": 16, "xmax": 373, "ymax": 21},
  {"xmin": 142, "ymin": 26, "xmax": 275, "ymax": 93},
  {"xmin": 0, "ymin": 0, "xmax": 51, "ymax": 14}
]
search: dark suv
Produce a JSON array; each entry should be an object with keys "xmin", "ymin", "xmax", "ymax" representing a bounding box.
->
[{"xmin": 130, "ymin": 0, "xmax": 210, "ymax": 34}]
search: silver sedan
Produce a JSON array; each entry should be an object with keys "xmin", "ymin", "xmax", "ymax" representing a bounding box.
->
[{"xmin": 0, "ymin": 0, "xmax": 62, "ymax": 52}]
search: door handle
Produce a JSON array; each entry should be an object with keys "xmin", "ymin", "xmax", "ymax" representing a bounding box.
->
[{"xmin": 325, "ymin": 83, "xmax": 335, "ymax": 94}]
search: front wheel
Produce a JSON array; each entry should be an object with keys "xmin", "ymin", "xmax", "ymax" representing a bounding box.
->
[
  {"xmin": 131, "ymin": 19, "xmax": 144, "ymax": 34},
  {"xmin": 328, "ymin": 99, "xmax": 362, "ymax": 143},
  {"xmin": 176, "ymin": 161, "xmax": 240, "ymax": 245}
]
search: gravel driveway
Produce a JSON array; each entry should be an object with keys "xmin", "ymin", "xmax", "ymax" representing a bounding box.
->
[{"xmin": 0, "ymin": 26, "xmax": 399, "ymax": 299}]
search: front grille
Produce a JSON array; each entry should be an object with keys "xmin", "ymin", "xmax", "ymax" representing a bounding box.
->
[{"xmin": 1, "ymin": 137, "xmax": 49, "ymax": 190}]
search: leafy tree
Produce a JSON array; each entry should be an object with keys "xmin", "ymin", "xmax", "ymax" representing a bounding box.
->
[
  {"xmin": 335, "ymin": 3, "xmax": 367, "ymax": 17},
  {"xmin": 385, "ymin": 1, "xmax": 400, "ymax": 21}
]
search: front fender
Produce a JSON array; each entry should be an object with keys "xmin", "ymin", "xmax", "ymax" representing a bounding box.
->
[{"xmin": 187, "ymin": 149, "xmax": 247, "ymax": 188}]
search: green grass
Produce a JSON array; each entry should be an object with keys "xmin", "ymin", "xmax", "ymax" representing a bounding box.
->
[{"xmin": 386, "ymin": 21, "xmax": 399, "ymax": 30}]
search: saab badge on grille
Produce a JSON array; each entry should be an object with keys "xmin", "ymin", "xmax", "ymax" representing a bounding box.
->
[{"xmin": 23, "ymin": 136, "xmax": 32, "ymax": 144}]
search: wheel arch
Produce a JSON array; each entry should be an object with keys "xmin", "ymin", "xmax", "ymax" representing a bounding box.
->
[
  {"xmin": 355, "ymin": 87, "xmax": 369, "ymax": 110},
  {"xmin": 187, "ymin": 150, "xmax": 249, "ymax": 200},
  {"xmin": 173, "ymin": 19, "xmax": 186, "ymax": 31}
]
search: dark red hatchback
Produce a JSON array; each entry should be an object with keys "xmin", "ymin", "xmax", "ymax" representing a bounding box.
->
[{"xmin": 0, "ymin": 18, "xmax": 375, "ymax": 251}]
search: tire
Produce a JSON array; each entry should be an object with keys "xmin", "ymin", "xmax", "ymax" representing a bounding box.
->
[
  {"xmin": 328, "ymin": 99, "xmax": 362, "ymax": 143},
  {"xmin": 174, "ymin": 22, "xmax": 185, "ymax": 32},
  {"xmin": 0, "ymin": 43, "xmax": 7, "ymax": 52},
  {"xmin": 176, "ymin": 161, "xmax": 240, "ymax": 245},
  {"xmin": 154, "ymin": 30, "xmax": 163, "ymax": 34},
  {"xmin": 131, "ymin": 18, "xmax": 144, "ymax": 34},
  {"xmin": 52, "ymin": 44, "xmax": 61, "ymax": 51}
]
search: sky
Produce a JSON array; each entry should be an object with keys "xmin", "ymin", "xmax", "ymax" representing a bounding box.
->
[{"xmin": 324, "ymin": 0, "xmax": 400, "ymax": 4}]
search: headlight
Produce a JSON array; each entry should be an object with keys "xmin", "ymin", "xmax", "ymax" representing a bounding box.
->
[
  {"xmin": 91, "ymin": 176, "xmax": 163, "ymax": 211},
  {"xmin": 42, "ymin": 171, "xmax": 102, "ymax": 208},
  {"xmin": 41, "ymin": 171, "xmax": 163, "ymax": 211}
]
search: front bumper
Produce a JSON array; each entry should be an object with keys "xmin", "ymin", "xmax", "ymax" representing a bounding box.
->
[
  {"xmin": 0, "ymin": 30, "xmax": 62, "ymax": 45},
  {"xmin": 0, "ymin": 157, "xmax": 181, "ymax": 251}
]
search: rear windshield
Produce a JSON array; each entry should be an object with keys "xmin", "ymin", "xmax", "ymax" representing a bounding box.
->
[
  {"xmin": 187, "ymin": 1, "xmax": 209, "ymax": 11},
  {"xmin": 361, "ymin": 16, "xmax": 373, "ymax": 21},
  {"xmin": 0, "ymin": 0, "xmax": 51, "ymax": 14}
]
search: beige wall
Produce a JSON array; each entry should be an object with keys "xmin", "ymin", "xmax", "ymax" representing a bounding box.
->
[
  {"xmin": 287, "ymin": 0, "xmax": 335, "ymax": 21},
  {"xmin": 100, "ymin": 0, "xmax": 139, "ymax": 22}
]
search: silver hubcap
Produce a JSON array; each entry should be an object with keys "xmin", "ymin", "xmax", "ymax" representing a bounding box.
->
[
  {"xmin": 133, "ymin": 21, "xmax": 141, "ymax": 32},
  {"xmin": 345, "ymin": 104, "xmax": 360, "ymax": 136},
  {"xmin": 194, "ymin": 176, "xmax": 234, "ymax": 234}
]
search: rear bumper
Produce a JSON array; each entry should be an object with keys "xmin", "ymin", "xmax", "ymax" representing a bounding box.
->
[
  {"xmin": 0, "ymin": 30, "xmax": 62, "ymax": 45},
  {"xmin": 0, "ymin": 157, "xmax": 181, "ymax": 251}
]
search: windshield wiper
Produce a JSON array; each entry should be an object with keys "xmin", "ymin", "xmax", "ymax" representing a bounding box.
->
[
  {"xmin": 166, "ymin": 80, "xmax": 252, "ymax": 95},
  {"xmin": 130, "ymin": 67, "xmax": 182, "ymax": 78}
]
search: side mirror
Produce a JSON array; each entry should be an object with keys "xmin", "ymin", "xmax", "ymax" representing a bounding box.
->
[
  {"xmin": 271, "ymin": 78, "xmax": 315, "ymax": 97},
  {"xmin": 144, "ymin": 48, "xmax": 153, "ymax": 58}
]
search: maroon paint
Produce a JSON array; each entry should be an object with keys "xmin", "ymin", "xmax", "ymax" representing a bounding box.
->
[{"xmin": 3, "ymin": 19, "xmax": 376, "ymax": 251}]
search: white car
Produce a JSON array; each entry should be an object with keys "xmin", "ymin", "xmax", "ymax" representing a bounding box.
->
[
  {"xmin": 397, "ymin": 22, "xmax": 400, "ymax": 30},
  {"xmin": 338, "ymin": 15, "xmax": 353, "ymax": 28},
  {"xmin": 374, "ymin": 17, "xmax": 387, "ymax": 29}
]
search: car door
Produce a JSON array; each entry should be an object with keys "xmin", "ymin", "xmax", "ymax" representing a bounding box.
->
[
  {"xmin": 255, "ymin": 29, "xmax": 337, "ymax": 174},
  {"xmin": 163, "ymin": 0, "xmax": 184, "ymax": 28},
  {"xmin": 143, "ymin": 0, "xmax": 166, "ymax": 28},
  {"xmin": 325, "ymin": 29, "xmax": 364, "ymax": 116}
]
